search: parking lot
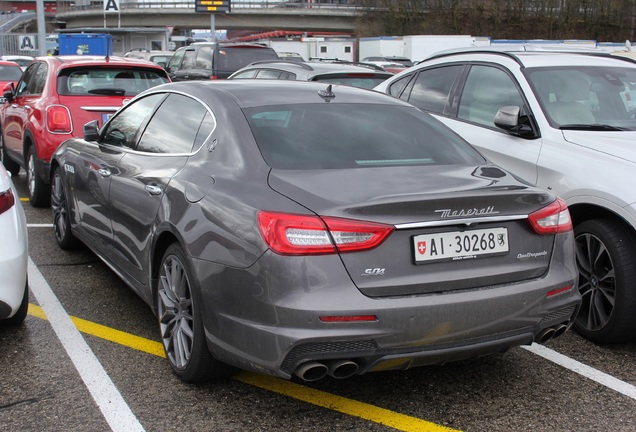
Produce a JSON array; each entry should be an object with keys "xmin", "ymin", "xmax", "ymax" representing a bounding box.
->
[{"xmin": 1, "ymin": 170, "xmax": 636, "ymax": 432}]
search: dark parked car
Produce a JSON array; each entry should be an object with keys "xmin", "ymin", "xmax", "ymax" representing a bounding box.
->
[
  {"xmin": 165, "ymin": 42, "xmax": 279, "ymax": 81},
  {"xmin": 50, "ymin": 80, "xmax": 580, "ymax": 384},
  {"xmin": 228, "ymin": 60, "xmax": 393, "ymax": 89}
]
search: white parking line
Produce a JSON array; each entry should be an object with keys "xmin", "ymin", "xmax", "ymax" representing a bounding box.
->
[
  {"xmin": 523, "ymin": 343, "xmax": 636, "ymax": 400},
  {"xmin": 27, "ymin": 224, "xmax": 54, "ymax": 228},
  {"xmin": 27, "ymin": 257, "xmax": 145, "ymax": 432}
]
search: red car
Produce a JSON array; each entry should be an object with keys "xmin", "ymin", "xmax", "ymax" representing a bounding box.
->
[
  {"xmin": 0, "ymin": 55, "xmax": 170, "ymax": 206},
  {"xmin": 0, "ymin": 61, "xmax": 23, "ymax": 94}
]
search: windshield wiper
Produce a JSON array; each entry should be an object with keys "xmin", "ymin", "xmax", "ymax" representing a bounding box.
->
[{"xmin": 559, "ymin": 124, "xmax": 628, "ymax": 131}]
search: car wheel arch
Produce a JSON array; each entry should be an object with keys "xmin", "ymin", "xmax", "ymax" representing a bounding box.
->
[
  {"xmin": 22, "ymin": 132, "xmax": 36, "ymax": 166},
  {"xmin": 568, "ymin": 202, "xmax": 636, "ymax": 236}
]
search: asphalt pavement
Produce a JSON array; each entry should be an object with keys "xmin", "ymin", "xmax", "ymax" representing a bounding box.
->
[{"xmin": 2, "ymin": 170, "xmax": 635, "ymax": 432}]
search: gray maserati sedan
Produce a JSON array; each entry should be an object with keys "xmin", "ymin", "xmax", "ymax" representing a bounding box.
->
[{"xmin": 49, "ymin": 80, "xmax": 580, "ymax": 384}]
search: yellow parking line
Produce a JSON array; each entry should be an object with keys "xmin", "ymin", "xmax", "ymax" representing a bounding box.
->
[
  {"xmin": 27, "ymin": 303, "xmax": 460, "ymax": 432},
  {"xmin": 29, "ymin": 304, "xmax": 165, "ymax": 358},
  {"xmin": 19, "ymin": 197, "xmax": 29, "ymax": 202},
  {"xmin": 235, "ymin": 372, "xmax": 459, "ymax": 432}
]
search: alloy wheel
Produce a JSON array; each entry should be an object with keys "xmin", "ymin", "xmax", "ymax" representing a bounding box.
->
[
  {"xmin": 51, "ymin": 171, "xmax": 69, "ymax": 244},
  {"xmin": 575, "ymin": 232, "xmax": 616, "ymax": 332},
  {"xmin": 158, "ymin": 254, "xmax": 194, "ymax": 370}
]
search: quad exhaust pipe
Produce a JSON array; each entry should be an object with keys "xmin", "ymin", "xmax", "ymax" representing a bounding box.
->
[
  {"xmin": 293, "ymin": 359, "xmax": 359, "ymax": 381},
  {"xmin": 535, "ymin": 323, "xmax": 569, "ymax": 344}
]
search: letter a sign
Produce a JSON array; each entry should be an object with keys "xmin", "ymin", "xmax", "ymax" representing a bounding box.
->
[{"xmin": 104, "ymin": 0, "xmax": 120, "ymax": 13}]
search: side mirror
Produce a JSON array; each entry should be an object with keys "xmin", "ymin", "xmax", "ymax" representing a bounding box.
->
[
  {"xmin": 494, "ymin": 106, "xmax": 536, "ymax": 139},
  {"xmin": 2, "ymin": 82, "xmax": 14, "ymax": 103},
  {"xmin": 83, "ymin": 120, "xmax": 100, "ymax": 141}
]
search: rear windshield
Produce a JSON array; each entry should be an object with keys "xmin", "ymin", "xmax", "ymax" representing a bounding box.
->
[
  {"xmin": 245, "ymin": 103, "xmax": 484, "ymax": 169},
  {"xmin": 215, "ymin": 47, "xmax": 279, "ymax": 73},
  {"xmin": 312, "ymin": 74, "xmax": 392, "ymax": 89},
  {"xmin": 0, "ymin": 64, "xmax": 23, "ymax": 81},
  {"xmin": 57, "ymin": 67, "xmax": 169, "ymax": 96}
]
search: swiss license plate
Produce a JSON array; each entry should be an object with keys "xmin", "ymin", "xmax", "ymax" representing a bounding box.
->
[{"xmin": 413, "ymin": 227, "xmax": 509, "ymax": 263}]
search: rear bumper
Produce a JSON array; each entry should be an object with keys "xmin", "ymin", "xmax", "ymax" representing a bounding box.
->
[{"xmin": 192, "ymin": 237, "xmax": 580, "ymax": 380}]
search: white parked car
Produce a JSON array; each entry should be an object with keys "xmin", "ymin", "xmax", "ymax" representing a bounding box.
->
[
  {"xmin": 0, "ymin": 55, "xmax": 34, "ymax": 72},
  {"xmin": 375, "ymin": 47, "xmax": 636, "ymax": 344},
  {"xmin": 0, "ymin": 164, "xmax": 28, "ymax": 325}
]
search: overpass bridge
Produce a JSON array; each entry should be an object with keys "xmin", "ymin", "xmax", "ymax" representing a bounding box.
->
[{"xmin": 55, "ymin": 1, "xmax": 362, "ymax": 33}]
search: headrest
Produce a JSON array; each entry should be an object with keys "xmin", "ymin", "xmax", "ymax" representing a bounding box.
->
[{"xmin": 556, "ymin": 76, "xmax": 590, "ymax": 101}]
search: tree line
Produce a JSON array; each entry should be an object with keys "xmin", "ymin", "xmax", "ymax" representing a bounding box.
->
[{"xmin": 354, "ymin": 0, "xmax": 636, "ymax": 42}]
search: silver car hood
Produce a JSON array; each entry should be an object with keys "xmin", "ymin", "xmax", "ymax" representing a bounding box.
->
[{"xmin": 562, "ymin": 130, "xmax": 636, "ymax": 164}]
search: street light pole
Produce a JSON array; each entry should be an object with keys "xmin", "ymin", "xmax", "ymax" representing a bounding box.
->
[{"xmin": 36, "ymin": 0, "xmax": 47, "ymax": 56}]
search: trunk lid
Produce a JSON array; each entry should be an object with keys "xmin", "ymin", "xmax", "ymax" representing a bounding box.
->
[{"xmin": 268, "ymin": 164, "xmax": 556, "ymax": 297}]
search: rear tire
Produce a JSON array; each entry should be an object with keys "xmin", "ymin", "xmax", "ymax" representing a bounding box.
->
[
  {"xmin": 573, "ymin": 219, "xmax": 636, "ymax": 343},
  {"xmin": 0, "ymin": 129, "xmax": 20, "ymax": 176},
  {"xmin": 27, "ymin": 146, "xmax": 50, "ymax": 207},
  {"xmin": 157, "ymin": 244, "xmax": 236, "ymax": 383},
  {"xmin": 51, "ymin": 166, "xmax": 78, "ymax": 250}
]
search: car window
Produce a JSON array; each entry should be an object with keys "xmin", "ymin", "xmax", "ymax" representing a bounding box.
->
[
  {"xmin": 245, "ymin": 103, "xmax": 484, "ymax": 169},
  {"xmin": 181, "ymin": 49, "xmax": 197, "ymax": 70},
  {"xmin": 0, "ymin": 64, "xmax": 23, "ymax": 81},
  {"xmin": 404, "ymin": 65, "xmax": 462, "ymax": 114},
  {"xmin": 15, "ymin": 62, "xmax": 43, "ymax": 97},
  {"xmin": 195, "ymin": 46, "xmax": 214, "ymax": 69},
  {"xmin": 57, "ymin": 68, "xmax": 169, "ymax": 96},
  {"xmin": 458, "ymin": 65, "xmax": 525, "ymax": 127},
  {"xmin": 166, "ymin": 48, "xmax": 185, "ymax": 72},
  {"xmin": 137, "ymin": 93, "xmax": 213, "ymax": 154},
  {"xmin": 101, "ymin": 93, "xmax": 166, "ymax": 148},
  {"xmin": 386, "ymin": 73, "xmax": 414, "ymax": 97},
  {"xmin": 231, "ymin": 70, "xmax": 258, "ymax": 79},
  {"xmin": 215, "ymin": 47, "xmax": 279, "ymax": 74},
  {"xmin": 149, "ymin": 55, "xmax": 172, "ymax": 66},
  {"xmin": 315, "ymin": 75, "xmax": 392, "ymax": 89},
  {"xmin": 254, "ymin": 69, "xmax": 284, "ymax": 79},
  {"xmin": 526, "ymin": 66, "xmax": 636, "ymax": 128}
]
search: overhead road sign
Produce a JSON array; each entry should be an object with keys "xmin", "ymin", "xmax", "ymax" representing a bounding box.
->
[{"xmin": 195, "ymin": 0, "xmax": 231, "ymax": 13}]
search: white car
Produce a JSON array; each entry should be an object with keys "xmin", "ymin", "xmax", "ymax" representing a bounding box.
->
[
  {"xmin": 0, "ymin": 164, "xmax": 28, "ymax": 325},
  {"xmin": 375, "ymin": 47, "xmax": 636, "ymax": 344},
  {"xmin": 0, "ymin": 55, "xmax": 34, "ymax": 72}
]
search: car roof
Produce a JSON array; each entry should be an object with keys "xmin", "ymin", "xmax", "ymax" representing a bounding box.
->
[
  {"xmin": 1, "ymin": 55, "xmax": 34, "ymax": 60},
  {"xmin": 187, "ymin": 42, "xmax": 273, "ymax": 48},
  {"xmin": 150, "ymin": 80, "xmax": 413, "ymax": 108},
  {"xmin": 0, "ymin": 60, "xmax": 22, "ymax": 67},
  {"xmin": 34, "ymin": 55, "xmax": 168, "ymax": 70},
  {"xmin": 423, "ymin": 46, "xmax": 636, "ymax": 68}
]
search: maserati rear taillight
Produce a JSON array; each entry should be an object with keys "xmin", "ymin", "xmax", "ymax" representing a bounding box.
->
[
  {"xmin": 46, "ymin": 105, "xmax": 72, "ymax": 133},
  {"xmin": 528, "ymin": 198, "xmax": 572, "ymax": 234},
  {"xmin": 257, "ymin": 211, "xmax": 394, "ymax": 255}
]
